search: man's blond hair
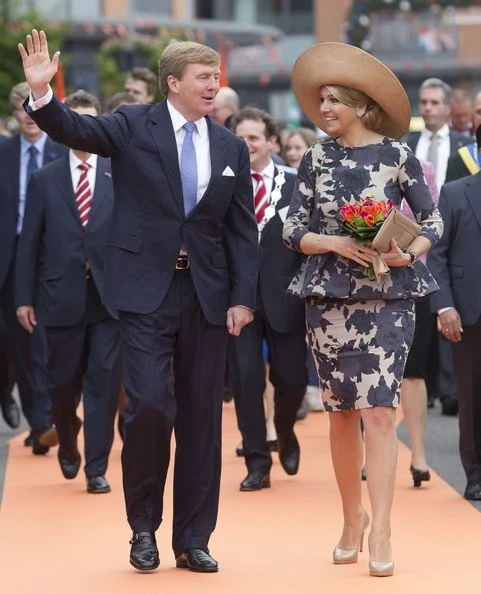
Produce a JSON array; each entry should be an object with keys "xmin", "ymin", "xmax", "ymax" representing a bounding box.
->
[{"xmin": 158, "ymin": 41, "xmax": 220, "ymax": 97}]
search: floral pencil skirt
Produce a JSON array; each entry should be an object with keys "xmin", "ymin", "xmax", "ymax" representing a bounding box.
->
[{"xmin": 305, "ymin": 298, "xmax": 415, "ymax": 411}]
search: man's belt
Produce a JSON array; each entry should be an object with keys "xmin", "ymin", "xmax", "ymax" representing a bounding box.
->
[{"xmin": 176, "ymin": 255, "xmax": 190, "ymax": 270}]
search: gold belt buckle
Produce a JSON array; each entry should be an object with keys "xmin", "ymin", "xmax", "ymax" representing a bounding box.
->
[{"xmin": 176, "ymin": 256, "xmax": 189, "ymax": 270}]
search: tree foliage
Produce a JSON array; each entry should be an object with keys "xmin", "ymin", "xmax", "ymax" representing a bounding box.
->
[{"xmin": 96, "ymin": 29, "xmax": 190, "ymax": 103}]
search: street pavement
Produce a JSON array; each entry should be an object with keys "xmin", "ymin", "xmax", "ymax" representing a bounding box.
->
[{"xmin": 1, "ymin": 392, "xmax": 479, "ymax": 511}]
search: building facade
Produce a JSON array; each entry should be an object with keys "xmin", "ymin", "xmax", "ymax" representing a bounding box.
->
[{"xmin": 18, "ymin": 1, "xmax": 481, "ymax": 126}]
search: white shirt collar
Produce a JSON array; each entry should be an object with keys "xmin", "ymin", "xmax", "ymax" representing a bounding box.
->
[
  {"xmin": 166, "ymin": 99, "xmax": 208, "ymax": 139},
  {"xmin": 251, "ymin": 160, "xmax": 275, "ymax": 181},
  {"xmin": 69, "ymin": 151, "xmax": 98, "ymax": 171},
  {"xmin": 20, "ymin": 132, "xmax": 47, "ymax": 156},
  {"xmin": 420, "ymin": 122, "xmax": 450, "ymax": 139}
]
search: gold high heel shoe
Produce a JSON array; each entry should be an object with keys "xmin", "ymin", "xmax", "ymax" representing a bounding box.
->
[
  {"xmin": 368, "ymin": 560, "xmax": 394, "ymax": 577},
  {"xmin": 368, "ymin": 535, "xmax": 394, "ymax": 577},
  {"xmin": 332, "ymin": 512, "xmax": 370, "ymax": 565}
]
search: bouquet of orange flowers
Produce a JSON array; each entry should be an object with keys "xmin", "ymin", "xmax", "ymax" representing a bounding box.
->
[{"xmin": 337, "ymin": 195, "xmax": 393, "ymax": 279}]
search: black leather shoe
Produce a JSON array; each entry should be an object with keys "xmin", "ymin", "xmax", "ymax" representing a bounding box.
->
[
  {"xmin": 239, "ymin": 470, "xmax": 270, "ymax": 491},
  {"xmin": 58, "ymin": 449, "xmax": 81, "ymax": 479},
  {"xmin": 87, "ymin": 475, "xmax": 111, "ymax": 494},
  {"xmin": 464, "ymin": 484, "xmax": 481, "ymax": 501},
  {"xmin": 278, "ymin": 432, "xmax": 300, "ymax": 476},
  {"xmin": 32, "ymin": 426, "xmax": 59, "ymax": 455},
  {"xmin": 410, "ymin": 464, "xmax": 431, "ymax": 488},
  {"xmin": 441, "ymin": 395, "xmax": 459, "ymax": 416},
  {"xmin": 129, "ymin": 532, "xmax": 159, "ymax": 571},
  {"xmin": 24, "ymin": 430, "xmax": 35, "ymax": 447},
  {"xmin": 0, "ymin": 393, "xmax": 20, "ymax": 429},
  {"xmin": 176, "ymin": 548, "xmax": 218, "ymax": 573}
]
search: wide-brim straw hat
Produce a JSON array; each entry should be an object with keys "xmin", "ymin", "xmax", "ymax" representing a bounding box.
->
[{"xmin": 291, "ymin": 42, "xmax": 411, "ymax": 139}]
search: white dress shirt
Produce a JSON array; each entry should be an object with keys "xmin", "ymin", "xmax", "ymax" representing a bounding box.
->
[
  {"xmin": 414, "ymin": 123, "xmax": 451, "ymax": 192},
  {"xmin": 69, "ymin": 151, "xmax": 98, "ymax": 195},
  {"xmin": 251, "ymin": 160, "xmax": 275, "ymax": 198},
  {"xmin": 18, "ymin": 133, "xmax": 48, "ymax": 234},
  {"xmin": 167, "ymin": 100, "xmax": 211, "ymax": 205}
]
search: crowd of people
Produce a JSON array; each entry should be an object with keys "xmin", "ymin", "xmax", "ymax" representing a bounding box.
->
[{"xmin": 0, "ymin": 28, "xmax": 479, "ymax": 579}]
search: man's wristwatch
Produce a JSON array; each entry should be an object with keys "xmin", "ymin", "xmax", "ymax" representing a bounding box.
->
[{"xmin": 403, "ymin": 248, "xmax": 417, "ymax": 266}]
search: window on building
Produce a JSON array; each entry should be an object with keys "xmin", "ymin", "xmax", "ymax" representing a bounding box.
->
[{"xmin": 132, "ymin": 0, "xmax": 171, "ymax": 14}]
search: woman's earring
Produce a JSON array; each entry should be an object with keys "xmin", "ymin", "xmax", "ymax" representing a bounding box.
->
[{"xmin": 356, "ymin": 108, "xmax": 365, "ymax": 118}]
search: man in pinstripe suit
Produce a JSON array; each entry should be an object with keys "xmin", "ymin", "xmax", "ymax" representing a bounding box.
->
[{"xmin": 19, "ymin": 30, "xmax": 258, "ymax": 573}]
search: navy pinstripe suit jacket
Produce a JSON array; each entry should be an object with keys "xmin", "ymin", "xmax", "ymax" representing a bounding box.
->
[
  {"xmin": 27, "ymin": 97, "xmax": 258, "ymax": 324},
  {"xmin": 15, "ymin": 154, "xmax": 116, "ymax": 326},
  {"xmin": 0, "ymin": 134, "xmax": 67, "ymax": 290}
]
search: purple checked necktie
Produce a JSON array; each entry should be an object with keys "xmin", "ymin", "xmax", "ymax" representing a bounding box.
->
[{"xmin": 180, "ymin": 121, "xmax": 198, "ymax": 216}]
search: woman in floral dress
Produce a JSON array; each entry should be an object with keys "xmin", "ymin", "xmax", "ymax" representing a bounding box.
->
[{"xmin": 283, "ymin": 43, "xmax": 443, "ymax": 577}]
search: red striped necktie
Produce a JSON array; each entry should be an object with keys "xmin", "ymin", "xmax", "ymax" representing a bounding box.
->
[
  {"xmin": 75, "ymin": 162, "xmax": 92, "ymax": 228},
  {"xmin": 252, "ymin": 172, "xmax": 268, "ymax": 224}
]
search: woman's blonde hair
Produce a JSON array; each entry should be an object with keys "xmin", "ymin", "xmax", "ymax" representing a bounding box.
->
[{"xmin": 326, "ymin": 85, "xmax": 386, "ymax": 135}]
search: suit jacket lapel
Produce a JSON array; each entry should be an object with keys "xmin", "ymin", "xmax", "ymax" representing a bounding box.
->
[
  {"xmin": 43, "ymin": 137, "xmax": 66, "ymax": 165},
  {"xmin": 465, "ymin": 173, "xmax": 481, "ymax": 230},
  {"xmin": 148, "ymin": 101, "xmax": 184, "ymax": 215},
  {"xmin": 52, "ymin": 156, "xmax": 82, "ymax": 227},
  {"xmin": 87, "ymin": 158, "xmax": 110, "ymax": 229},
  {"xmin": 187, "ymin": 119, "xmax": 226, "ymax": 217}
]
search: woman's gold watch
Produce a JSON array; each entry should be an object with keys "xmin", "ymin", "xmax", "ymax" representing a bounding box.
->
[{"xmin": 403, "ymin": 248, "xmax": 417, "ymax": 266}]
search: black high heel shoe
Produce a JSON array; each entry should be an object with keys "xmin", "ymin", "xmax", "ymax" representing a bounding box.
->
[{"xmin": 410, "ymin": 464, "xmax": 430, "ymax": 488}]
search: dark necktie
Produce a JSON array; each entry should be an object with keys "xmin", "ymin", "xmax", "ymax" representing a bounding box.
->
[
  {"xmin": 252, "ymin": 172, "xmax": 267, "ymax": 224},
  {"xmin": 27, "ymin": 145, "xmax": 39, "ymax": 182},
  {"xmin": 74, "ymin": 162, "xmax": 92, "ymax": 228},
  {"xmin": 180, "ymin": 121, "xmax": 198, "ymax": 216}
]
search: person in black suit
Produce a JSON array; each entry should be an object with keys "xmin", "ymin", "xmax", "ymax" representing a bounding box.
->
[
  {"xmin": 406, "ymin": 77, "xmax": 471, "ymax": 417},
  {"xmin": 0, "ymin": 311, "xmax": 19, "ymax": 429},
  {"xmin": 445, "ymin": 94, "xmax": 481, "ymax": 183},
  {"xmin": 0, "ymin": 82, "xmax": 66, "ymax": 444},
  {"xmin": 427, "ymin": 126, "xmax": 481, "ymax": 501},
  {"xmin": 16, "ymin": 90, "xmax": 122, "ymax": 493},
  {"xmin": 228, "ymin": 106, "xmax": 307, "ymax": 491},
  {"xmin": 19, "ymin": 30, "xmax": 258, "ymax": 572}
]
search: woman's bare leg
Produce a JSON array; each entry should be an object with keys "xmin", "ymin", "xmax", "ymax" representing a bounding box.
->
[
  {"xmin": 401, "ymin": 378, "xmax": 428, "ymax": 469},
  {"xmin": 329, "ymin": 410, "xmax": 368, "ymax": 549},
  {"xmin": 361, "ymin": 406, "xmax": 397, "ymax": 565}
]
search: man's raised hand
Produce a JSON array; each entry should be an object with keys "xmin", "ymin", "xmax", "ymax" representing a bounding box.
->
[{"xmin": 18, "ymin": 29, "xmax": 60, "ymax": 99}]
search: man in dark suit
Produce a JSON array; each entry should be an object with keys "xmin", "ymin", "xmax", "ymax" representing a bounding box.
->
[
  {"xmin": 16, "ymin": 90, "xmax": 122, "ymax": 494},
  {"xmin": 445, "ymin": 96, "xmax": 481, "ymax": 183},
  {"xmin": 0, "ymin": 312, "xmax": 19, "ymax": 429},
  {"xmin": 229, "ymin": 106, "xmax": 307, "ymax": 491},
  {"xmin": 427, "ymin": 127, "xmax": 481, "ymax": 501},
  {"xmin": 19, "ymin": 30, "xmax": 258, "ymax": 572},
  {"xmin": 406, "ymin": 77, "xmax": 471, "ymax": 416},
  {"xmin": 0, "ymin": 82, "xmax": 66, "ymax": 444}
]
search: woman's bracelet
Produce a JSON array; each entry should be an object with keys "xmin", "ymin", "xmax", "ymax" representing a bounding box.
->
[{"xmin": 314, "ymin": 234, "xmax": 321, "ymax": 254}]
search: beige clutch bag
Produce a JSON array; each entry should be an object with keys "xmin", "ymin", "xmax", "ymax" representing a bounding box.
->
[{"xmin": 371, "ymin": 209, "xmax": 421, "ymax": 253}]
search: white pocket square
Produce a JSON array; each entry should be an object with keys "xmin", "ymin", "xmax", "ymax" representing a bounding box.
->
[{"xmin": 222, "ymin": 166, "xmax": 235, "ymax": 176}]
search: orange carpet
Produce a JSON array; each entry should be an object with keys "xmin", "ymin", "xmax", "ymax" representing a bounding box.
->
[{"xmin": 0, "ymin": 403, "xmax": 479, "ymax": 593}]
